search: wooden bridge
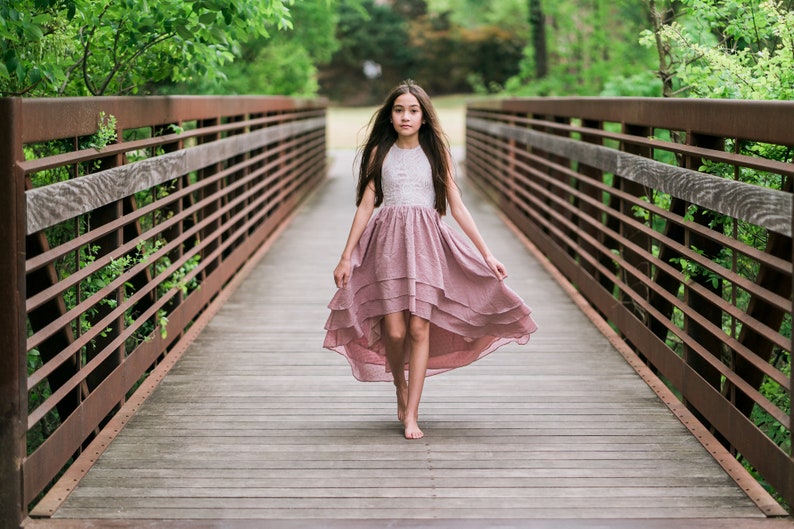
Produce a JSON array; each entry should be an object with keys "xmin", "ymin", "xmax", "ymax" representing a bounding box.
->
[{"xmin": 2, "ymin": 96, "xmax": 794, "ymax": 529}]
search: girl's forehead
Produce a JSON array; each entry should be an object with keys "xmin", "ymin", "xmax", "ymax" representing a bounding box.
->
[{"xmin": 393, "ymin": 93, "xmax": 421, "ymax": 108}]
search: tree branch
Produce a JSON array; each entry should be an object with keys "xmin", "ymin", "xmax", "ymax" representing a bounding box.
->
[
  {"xmin": 82, "ymin": 3, "xmax": 113, "ymax": 95},
  {"xmin": 97, "ymin": 32, "xmax": 176, "ymax": 95}
]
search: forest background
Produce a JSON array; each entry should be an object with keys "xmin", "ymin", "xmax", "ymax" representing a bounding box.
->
[{"xmin": 2, "ymin": 0, "xmax": 793, "ymax": 104}]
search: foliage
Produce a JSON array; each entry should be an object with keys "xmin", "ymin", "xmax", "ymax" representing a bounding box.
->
[
  {"xmin": 168, "ymin": 0, "xmax": 340, "ymax": 96},
  {"xmin": 639, "ymin": 0, "xmax": 794, "ymax": 100},
  {"xmin": 502, "ymin": 0, "xmax": 657, "ymax": 96},
  {"xmin": 230, "ymin": 42, "xmax": 318, "ymax": 96},
  {"xmin": 320, "ymin": 0, "xmax": 527, "ymax": 103},
  {"xmin": 86, "ymin": 111, "xmax": 117, "ymax": 150},
  {"xmin": 0, "ymin": 0, "xmax": 294, "ymax": 96},
  {"xmin": 427, "ymin": 0, "xmax": 528, "ymax": 33},
  {"xmin": 600, "ymin": 71, "xmax": 663, "ymax": 97},
  {"xmin": 320, "ymin": 0, "xmax": 417, "ymax": 103},
  {"xmin": 409, "ymin": 15, "xmax": 525, "ymax": 95}
]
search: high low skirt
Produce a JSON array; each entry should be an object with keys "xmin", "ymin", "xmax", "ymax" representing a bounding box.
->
[{"xmin": 323, "ymin": 205, "xmax": 537, "ymax": 382}]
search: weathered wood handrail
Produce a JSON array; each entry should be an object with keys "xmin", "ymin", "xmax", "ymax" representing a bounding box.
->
[
  {"xmin": 465, "ymin": 97, "xmax": 794, "ymax": 510},
  {"xmin": 0, "ymin": 96, "xmax": 327, "ymax": 528}
]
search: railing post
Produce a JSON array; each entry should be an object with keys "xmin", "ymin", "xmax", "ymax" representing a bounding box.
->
[
  {"xmin": 0, "ymin": 98, "xmax": 27, "ymax": 528},
  {"xmin": 785, "ymin": 194, "xmax": 794, "ymax": 505}
]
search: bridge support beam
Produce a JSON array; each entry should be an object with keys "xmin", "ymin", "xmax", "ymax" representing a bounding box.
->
[{"xmin": 0, "ymin": 98, "xmax": 27, "ymax": 529}]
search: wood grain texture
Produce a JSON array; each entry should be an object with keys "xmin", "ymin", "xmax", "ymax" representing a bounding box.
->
[
  {"xmin": 25, "ymin": 117, "xmax": 325, "ymax": 234},
  {"xmin": 467, "ymin": 117, "xmax": 792, "ymax": 236},
  {"xmin": 52, "ymin": 148, "xmax": 768, "ymax": 521}
]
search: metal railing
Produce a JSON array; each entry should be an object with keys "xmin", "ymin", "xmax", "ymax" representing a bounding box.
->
[
  {"xmin": 466, "ymin": 97, "xmax": 794, "ymax": 510},
  {"xmin": 0, "ymin": 95, "xmax": 327, "ymax": 527}
]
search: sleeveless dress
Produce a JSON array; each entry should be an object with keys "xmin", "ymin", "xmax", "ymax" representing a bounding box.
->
[{"xmin": 323, "ymin": 144, "xmax": 537, "ymax": 382}]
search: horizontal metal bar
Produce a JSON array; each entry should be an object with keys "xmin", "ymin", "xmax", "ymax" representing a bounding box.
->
[
  {"xmin": 26, "ymin": 144, "xmax": 319, "ymax": 388},
  {"xmin": 469, "ymin": 140, "xmax": 790, "ymax": 399},
  {"xmin": 25, "ymin": 117, "xmax": 325, "ymax": 234},
  {"xmin": 19, "ymin": 110, "xmax": 324, "ymax": 174},
  {"xmin": 503, "ymin": 144, "xmax": 792, "ymax": 357},
  {"xmin": 24, "ymin": 128, "xmax": 323, "ymax": 276},
  {"xmin": 18, "ymin": 95, "xmax": 327, "ymax": 143},
  {"xmin": 27, "ymin": 135, "xmax": 324, "ymax": 403},
  {"xmin": 469, "ymin": 97, "xmax": 794, "ymax": 145},
  {"xmin": 469, "ymin": 130, "xmax": 792, "ymax": 310},
  {"xmin": 468, "ymin": 108, "xmax": 794, "ymax": 179},
  {"xmin": 25, "ymin": 131, "xmax": 323, "ymax": 313},
  {"xmin": 468, "ymin": 116, "xmax": 793, "ymax": 236}
]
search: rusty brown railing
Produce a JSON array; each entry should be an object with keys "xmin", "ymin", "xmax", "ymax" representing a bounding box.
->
[
  {"xmin": 466, "ymin": 97, "xmax": 794, "ymax": 510},
  {"xmin": 0, "ymin": 96, "xmax": 326, "ymax": 527}
]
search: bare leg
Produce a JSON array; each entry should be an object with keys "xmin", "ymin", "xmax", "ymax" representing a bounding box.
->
[
  {"xmin": 404, "ymin": 315, "xmax": 430, "ymax": 439},
  {"xmin": 382, "ymin": 311, "xmax": 408, "ymax": 422}
]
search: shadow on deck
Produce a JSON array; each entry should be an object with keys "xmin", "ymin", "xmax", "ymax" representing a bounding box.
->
[{"xmin": 27, "ymin": 149, "xmax": 791, "ymax": 529}]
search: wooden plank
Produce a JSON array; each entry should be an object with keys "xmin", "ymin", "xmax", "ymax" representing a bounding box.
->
[
  {"xmin": 49, "ymin": 148, "xmax": 777, "ymax": 523},
  {"xmin": 53, "ymin": 505, "xmax": 768, "ymax": 521},
  {"xmin": 25, "ymin": 517, "xmax": 791, "ymax": 529}
]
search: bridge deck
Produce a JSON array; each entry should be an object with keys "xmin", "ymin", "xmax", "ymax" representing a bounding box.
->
[{"xmin": 38, "ymin": 149, "xmax": 781, "ymax": 528}]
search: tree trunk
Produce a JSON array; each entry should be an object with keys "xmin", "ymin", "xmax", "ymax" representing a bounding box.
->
[
  {"xmin": 529, "ymin": 0, "xmax": 548, "ymax": 79},
  {"xmin": 646, "ymin": 0, "xmax": 679, "ymax": 97}
]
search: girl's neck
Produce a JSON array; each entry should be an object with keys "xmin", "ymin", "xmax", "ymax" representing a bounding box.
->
[{"xmin": 394, "ymin": 139, "xmax": 420, "ymax": 150}]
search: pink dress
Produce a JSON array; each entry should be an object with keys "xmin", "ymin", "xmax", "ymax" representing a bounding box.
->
[{"xmin": 324, "ymin": 144, "xmax": 537, "ymax": 382}]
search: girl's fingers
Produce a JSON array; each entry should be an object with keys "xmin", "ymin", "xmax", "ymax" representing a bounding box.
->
[
  {"xmin": 334, "ymin": 267, "xmax": 350, "ymax": 288},
  {"xmin": 486, "ymin": 257, "xmax": 507, "ymax": 280}
]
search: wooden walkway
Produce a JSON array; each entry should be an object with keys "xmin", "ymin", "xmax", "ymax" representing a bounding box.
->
[{"xmin": 36, "ymin": 149, "xmax": 788, "ymax": 528}]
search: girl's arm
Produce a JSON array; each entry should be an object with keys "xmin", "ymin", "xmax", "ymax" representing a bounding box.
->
[
  {"xmin": 446, "ymin": 169, "xmax": 508, "ymax": 280},
  {"xmin": 333, "ymin": 182, "xmax": 376, "ymax": 288}
]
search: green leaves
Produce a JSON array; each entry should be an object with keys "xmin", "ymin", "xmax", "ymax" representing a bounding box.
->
[
  {"xmin": 0, "ymin": 0, "xmax": 296, "ymax": 96},
  {"xmin": 645, "ymin": 0, "xmax": 794, "ymax": 101}
]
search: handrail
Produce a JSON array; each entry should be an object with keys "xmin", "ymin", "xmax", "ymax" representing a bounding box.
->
[
  {"xmin": 0, "ymin": 95, "xmax": 327, "ymax": 528},
  {"xmin": 465, "ymin": 97, "xmax": 794, "ymax": 511}
]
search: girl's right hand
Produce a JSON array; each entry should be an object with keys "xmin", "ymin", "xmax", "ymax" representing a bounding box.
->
[
  {"xmin": 334, "ymin": 258, "xmax": 352, "ymax": 288},
  {"xmin": 485, "ymin": 255, "xmax": 508, "ymax": 281}
]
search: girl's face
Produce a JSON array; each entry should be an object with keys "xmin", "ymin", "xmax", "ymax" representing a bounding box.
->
[{"xmin": 391, "ymin": 93, "xmax": 423, "ymax": 141}]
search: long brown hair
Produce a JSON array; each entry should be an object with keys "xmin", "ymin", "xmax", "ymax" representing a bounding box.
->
[{"xmin": 355, "ymin": 80, "xmax": 451, "ymax": 215}]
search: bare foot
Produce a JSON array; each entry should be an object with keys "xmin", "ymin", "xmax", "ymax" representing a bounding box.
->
[
  {"xmin": 395, "ymin": 382, "xmax": 408, "ymax": 422},
  {"xmin": 403, "ymin": 416, "xmax": 424, "ymax": 439}
]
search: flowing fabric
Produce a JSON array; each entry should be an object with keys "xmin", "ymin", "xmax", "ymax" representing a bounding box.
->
[{"xmin": 324, "ymin": 145, "xmax": 537, "ymax": 382}]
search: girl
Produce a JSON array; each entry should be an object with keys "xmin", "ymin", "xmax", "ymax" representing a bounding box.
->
[{"xmin": 324, "ymin": 80, "xmax": 537, "ymax": 439}]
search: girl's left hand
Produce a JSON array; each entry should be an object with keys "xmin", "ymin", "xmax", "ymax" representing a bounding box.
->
[{"xmin": 485, "ymin": 255, "xmax": 507, "ymax": 280}]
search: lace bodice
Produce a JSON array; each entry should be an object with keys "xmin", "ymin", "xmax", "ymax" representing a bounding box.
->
[{"xmin": 381, "ymin": 144, "xmax": 435, "ymax": 208}]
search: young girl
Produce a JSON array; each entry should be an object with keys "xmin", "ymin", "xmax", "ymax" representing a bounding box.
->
[{"xmin": 324, "ymin": 80, "xmax": 537, "ymax": 439}]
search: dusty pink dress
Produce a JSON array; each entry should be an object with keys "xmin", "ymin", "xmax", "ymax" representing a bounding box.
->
[{"xmin": 324, "ymin": 144, "xmax": 537, "ymax": 381}]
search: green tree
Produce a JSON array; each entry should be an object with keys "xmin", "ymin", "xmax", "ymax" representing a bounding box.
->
[
  {"xmin": 418, "ymin": 0, "xmax": 527, "ymax": 94},
  {"xmin": 505, "ymin": 0, "xmax": 658, "ymax": 96},
  {"xmin": 641, "ymin": 0, "xmax": 794, "ymax": 100},
  {"xmin": 427, "ymin": 0, "xmax": 528, "ymax": 33},
  {"xmin": 320, "ymin": 0, "xmax": 417, "ymax": 103},
  {"xmin": 0, "ymin": 0, "xmax": 294, "ymax": 96},
  {"xmin": 171, "ymin": 0, "xmax": 341, "ymax": 96},
  {"xmin": 528, "ymin": 0, "xmax": 548, "ymax": 79},
  {"xmin": 319, "ymin": 0, "xmax": 528, "ymax": 102}
]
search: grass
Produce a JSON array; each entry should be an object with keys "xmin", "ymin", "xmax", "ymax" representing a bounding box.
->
[{"xmin": 326, "ymin": 94, "xmax": 487, "ymax": 149}]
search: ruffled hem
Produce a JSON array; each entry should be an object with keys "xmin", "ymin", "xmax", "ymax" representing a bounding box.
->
[{"xmin": 323, "ymin": 205, "xmax": 538, "ymax": 382}]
